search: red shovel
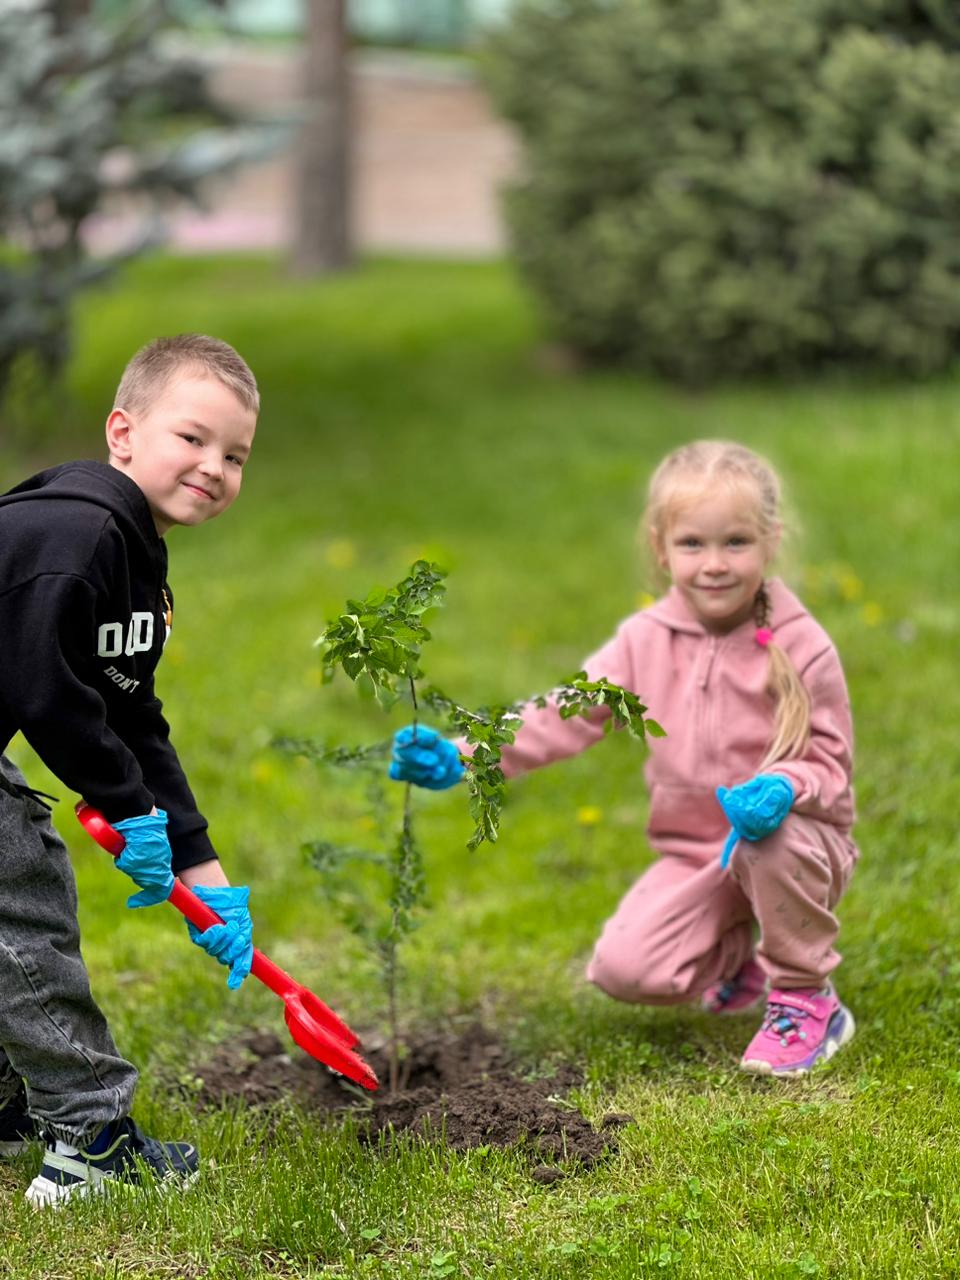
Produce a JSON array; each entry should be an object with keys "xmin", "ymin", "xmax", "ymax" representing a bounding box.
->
[{"xmin": 76, "ymin": 802, "xmax": 378, "ymax": 1092}]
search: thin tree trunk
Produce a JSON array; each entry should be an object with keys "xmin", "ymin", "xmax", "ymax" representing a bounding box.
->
[
  {"xmin": 53, "ymin": 0, "xmax": 93, "ymax": 31},
  {"xmin": 292, "ymin": 0, "xmax": 352, "ymax": 274}
]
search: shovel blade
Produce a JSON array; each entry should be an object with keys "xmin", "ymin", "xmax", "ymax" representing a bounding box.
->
[
  {"xmin": 75, "ymin": 801, "xmax": 379, "ymax": 1091},
  {"xmin": 284, "ymin": 995, "xmax": 379, "ymax": 1091},
  {"xmin": 278, "ymin": 980, "xmax": 360, "ymax": 1051}
]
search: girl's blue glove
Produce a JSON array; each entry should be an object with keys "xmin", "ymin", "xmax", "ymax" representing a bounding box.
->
[
  {"xmin": 716, "ymin": 774, "xmax": 794, "ymax": 870},
  {"xmin": 114, "ymin": 811, "xmax": 175, "ymax": 908},
  {"xmin": 389, "ymin": 724, "xmax": 464, "ymax": 790},
  {"xmin": 186, "ymin": 885, "xmax": 254, "ymax": 990}
]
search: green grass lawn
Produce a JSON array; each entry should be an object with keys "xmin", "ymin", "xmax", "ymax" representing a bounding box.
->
[{"xmin": 2, "ymin": 255, "xmax": 960, "ymax": 1278}]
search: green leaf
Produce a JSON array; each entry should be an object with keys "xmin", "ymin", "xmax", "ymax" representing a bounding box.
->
[
  {"xmin": 342, "ymin": 653, "xmax": 363, "ymax": 680},
  {"xmin": 373, "ymin": 682, "xmax": 400, "ymax": 711}
]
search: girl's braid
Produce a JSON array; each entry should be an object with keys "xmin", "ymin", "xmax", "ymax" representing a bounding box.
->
[{"xmin": 753, "ymin": 582, "xmax": 772, "ymax": 630}]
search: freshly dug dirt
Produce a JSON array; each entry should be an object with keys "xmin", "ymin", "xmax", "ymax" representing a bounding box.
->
[{"xmin": 188, "ymin": 1024, "xmax": 631, "ymax": 1175}]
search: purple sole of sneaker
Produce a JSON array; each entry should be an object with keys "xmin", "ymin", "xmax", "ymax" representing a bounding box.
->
[{"xmin": 740, "ymin": 1006, "xmax": 856, "ymax": 1077}]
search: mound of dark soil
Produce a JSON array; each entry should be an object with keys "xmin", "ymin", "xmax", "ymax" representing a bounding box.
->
[{"xmin": 188, "ymin": 1024, "xmax": 631, "ymax": 1176}]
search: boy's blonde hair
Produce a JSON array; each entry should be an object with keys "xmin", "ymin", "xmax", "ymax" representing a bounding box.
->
[
  {"xmin": 644, "ymin": 440, "xmax": 811, "ymax": 767},
  {"xmin": 114, "ymin": 334, "xmax": 259, "ymax": 417}
]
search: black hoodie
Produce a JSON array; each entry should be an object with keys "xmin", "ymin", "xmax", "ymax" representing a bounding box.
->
[{"xmin": 0, "ymin": 460, "xmax": 215, "ymax": 872}]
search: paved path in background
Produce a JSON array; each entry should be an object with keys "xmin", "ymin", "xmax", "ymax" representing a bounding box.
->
[{"xmin": 85, "ymin": 47, "xmax": 518, "ymax": 257}]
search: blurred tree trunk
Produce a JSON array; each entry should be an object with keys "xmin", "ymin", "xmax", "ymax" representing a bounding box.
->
[
  {"xmin": 53, "ymin": 0, "xmax": 92, "ymax": 22},
  {"xmin": 52, "ymin": 0, "xmax": 92, "ymax": 33},
  {"xmin": 292, "ymin": 0, "xmax": 352, "ymax": 274}
]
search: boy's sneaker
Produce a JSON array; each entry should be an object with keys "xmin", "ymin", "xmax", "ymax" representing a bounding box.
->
[
  {"xmin": 702, "ymin": 957, "xmax": 767, "ymax": 1015},
  {"xmin": 740, "ymin": 984, "xmax": 855, "ymax": 1077},
  {"xmin": 25, "ymin": 1116, "xmax": 199, "ymax": 1208},
  {"xmin": 0, "ymin": 1084, "xmax": 38, "ymax": 1157}
]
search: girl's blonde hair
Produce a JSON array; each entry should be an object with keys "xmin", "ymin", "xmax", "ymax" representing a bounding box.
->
[{"xmin": 644, "ymin": 440, "xmax": 810, "ymax": 767}]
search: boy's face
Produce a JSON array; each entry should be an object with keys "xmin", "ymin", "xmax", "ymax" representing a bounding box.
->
[{"xmin": 107, "ymin": 370, "xmax": 257, "ymax": 535}]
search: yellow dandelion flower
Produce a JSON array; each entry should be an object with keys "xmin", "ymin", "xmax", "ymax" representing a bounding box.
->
[
  {"xmin": 861, "ymin": 601, "xmax": 884, "ymax": 627},
  {"xmin": 837, "ymin": 569, "xmax": 864, "ymax": 602},
  {"xmin": 251, "ymin": 759, "xmax": 276, "ymax": 784},
  {"xmin": 576, "ymin": 805, "xmax": 603, "ymax": 827},
  {"xmin": 324, "ymin": 539, "xmax": 357, "ymax": 570},
  {"xmin": 636, "ymin": 591, "xmax": 657, "ymax": 609}
]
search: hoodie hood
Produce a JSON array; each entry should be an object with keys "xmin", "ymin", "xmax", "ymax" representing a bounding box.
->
[
  {"xmin": 1, "ymin": 460, "xmax": 162, "ymax": 554},
  {"xmin": 641, "ymin": 577, "xmax": 809, "ymax": 639}
]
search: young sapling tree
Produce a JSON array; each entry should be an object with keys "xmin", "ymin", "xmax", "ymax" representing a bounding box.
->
[{"xmin": 279, "ymin": 561, "xmax": 663, "ymax": 1093}]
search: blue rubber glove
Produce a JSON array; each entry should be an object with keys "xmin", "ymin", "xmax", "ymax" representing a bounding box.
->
[
  {"xmin": 113, "ymin": 811, "xmax": 175, "ymax": 908},
  {"xmin": 389, "ymin": 724, "xmax": 464, "ymax": 791},
  {"xmin": 717, "ymin": 774, "xmax": 795, "ymax": 870},
  {"xmin": 186, "ymin": 885, "xmax": 254, "ymax": 990}
]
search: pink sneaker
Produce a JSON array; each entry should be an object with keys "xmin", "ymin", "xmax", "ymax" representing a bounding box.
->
[
  {"xmin": 702, "ymin": 957, "xmax": 767, "ymax": 1015},
  {"xmin": 740, "ymin": 985, "xmax": 855, "ymax": 1076}
]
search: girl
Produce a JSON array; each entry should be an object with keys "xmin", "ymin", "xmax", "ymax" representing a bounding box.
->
[{"xmin": 390, "ymin": 441, "xmax": 858, "ymax": 1076}]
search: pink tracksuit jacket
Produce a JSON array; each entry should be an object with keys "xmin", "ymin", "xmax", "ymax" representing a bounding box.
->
[{"xmin": 481, "ymin": 577, "xmax": 859, "ymax": 999}]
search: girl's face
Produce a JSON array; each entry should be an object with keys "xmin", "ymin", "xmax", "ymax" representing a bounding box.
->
[{"xmin": 655, "ymin": 488, "xmax": 778, "ymax": 634}]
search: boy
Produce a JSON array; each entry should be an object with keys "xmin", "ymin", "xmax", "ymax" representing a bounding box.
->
[{"xmin": 0, "ymin": 334, "xmax": 258, "ymax": 1207}]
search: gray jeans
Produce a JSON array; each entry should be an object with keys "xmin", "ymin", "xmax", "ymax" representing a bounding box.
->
[{"xmin": 0, "ymin": 754, "xmax": 137, "ymax": 1144}]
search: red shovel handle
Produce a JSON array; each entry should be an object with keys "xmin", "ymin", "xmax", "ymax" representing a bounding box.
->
[
  {"xmin": 75, "ymin": 802, "xmax": 379, "ymax": 1090},
  {"xmin": 77, "ymin": 802, "xmax": 267, "ymax": 943}
]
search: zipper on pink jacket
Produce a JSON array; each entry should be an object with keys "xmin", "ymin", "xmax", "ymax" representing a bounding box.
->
[{"xmin": 698, "ymin": 636, "xmax": 718, "ymax": 689}]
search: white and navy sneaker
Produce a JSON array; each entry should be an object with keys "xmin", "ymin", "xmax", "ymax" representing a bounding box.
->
[
  {"xmin": 0, "ymin": 1083, "xmax": 38, "ymax": 1157},
  {"xmin": 25, "ymin": 1116, "xmax": 199, "ymax": 1208}
]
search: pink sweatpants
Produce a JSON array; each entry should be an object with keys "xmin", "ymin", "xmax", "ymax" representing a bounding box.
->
[{"xmin": 585, "ymin": 813, "xmax": 858, "ymax": 1002}]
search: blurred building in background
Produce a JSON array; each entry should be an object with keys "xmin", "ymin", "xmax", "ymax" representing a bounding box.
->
[
  {"xmin": 230, "ymin": 0, "xmax": 510, "ymax": 45},
  {"xmin": 85, "ymin": 0, "xmax": 516, "ymax": 258}
]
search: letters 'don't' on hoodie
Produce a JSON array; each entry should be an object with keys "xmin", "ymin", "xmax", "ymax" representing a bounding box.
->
[{"xmin": 0, "ymin": 460, "xmax": 215, "ymax": 872}]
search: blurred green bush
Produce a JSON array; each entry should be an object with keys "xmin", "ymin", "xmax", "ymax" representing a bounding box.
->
[{"xmin": 485, "ymin": 0, "xmax": 960, "ymax": 381}]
